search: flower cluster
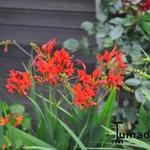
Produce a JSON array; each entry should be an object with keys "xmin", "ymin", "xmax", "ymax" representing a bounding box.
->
[
  {"xmin": 34, "ymin": 40, "xmax": 74, "ymax": 85},
  {"xmin": 0, "ymin": 112, "xmax": 24, "ymax": 127},
  {"xmin": 5, "ymin": 40, "xmax": 127, "ymax": 109},
  {"xmin": 6, "ymin": 70, "xmax": 32, "ymax": 95},
  {"xmin": 73, "ymin": 83, "xmax": 97, "ymax": 108},
  {"xmin": 72, "ymin": 44, "xmax": 127, "ymax": 109},
  {"xmin": 97, "ymin": 44, "xmax": 127, "ymax": 89},
  {"xmin": 72, "ymin": 71, "xmax": 101, "ymax": 108}
]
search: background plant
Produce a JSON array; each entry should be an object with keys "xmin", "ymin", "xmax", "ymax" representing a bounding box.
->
[{"xmin": 64, "ymin": 0, "xmax": 150, "ymax": 55}]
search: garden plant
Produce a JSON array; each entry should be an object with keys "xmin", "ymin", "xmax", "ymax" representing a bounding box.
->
[{"xmin": 0, "ymin": 0, "xmax": 150, "ymax": 150}]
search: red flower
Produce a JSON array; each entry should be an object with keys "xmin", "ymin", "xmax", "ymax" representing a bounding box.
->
[
  {"xmin": 34, "ymin": 58, "xmax": 58, "ymax": 85},
  {"xmin": 34, "ymin": 48, "xmax": 74, "ymax": 85},
  {"xmin": 106, "ymin": 69, "xmax": 124, "ymax": 89},
  {"xmin": 52, "ymin": 48, "xmax": 74, "ymax": 77},
  {"xmin": 114, "ymin": 53, "xmax": 127, "ymax": 69},
  {"xmin": 35, "ymin": 39, "xmax": 56, "ymax": 58},
  {"xmin": 77, "ymin": 68, "xmax": 102, "ymax": 87},
  {"xmin": 97, "ymin": 44, "xmax": 118, "ymax": 67},
  {"xmin": 72, "ymin": 66, "xmax": 102, "ymax": 108},
  {"xmin": 72, "ymin": 83, "xmax": 97, "ymax": 109},
  {"xmin": 77, "ymin": 70, "xmax": 91, "ymax": 84},
  {"xmin": 96, "ymin": 44, "xmax": 127, "ymax": 89},
  {"xmin": 73, "ymin": 44, "xmax": 127, "ymax": 109},
  {"xmin": 14, "ymin": 116, "xmax": 24, "ymax": 127},
  {"xmin": 0, "ymin": 113, "xmax": 24, "ymax": 127},
  {"xmin": 6, "ymin": 70, "xmax": 32, "ymax": 95},
  {"xmin": 140, "ymin": 0, "xmax": 150, "ymax": 11},
  {"xmin": 35, "ymin": 58, "xmax": 51, "ymax": 73},
  {"xmin": 0, "ymin": 117, "xmax": 9, "ymax": 126}
]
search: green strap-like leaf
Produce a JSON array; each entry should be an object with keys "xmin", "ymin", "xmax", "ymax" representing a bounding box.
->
[
  {"xmin": 23, "ymin": 146, "xmax": 54, "ymax": 150},
  {"xmin": 7, "ymin": 126, "xmax": 57, "ymax": 150},
  {"xmin": 99, "ymin": 88, "xmax": 117, "ymax": 145},
  {"xmin": 141, "ymin": 22, "xmax": 150, "ymax": 34},
  {"xmin": 48, "ymin": 111, "xmax": 87, "ymax": 150}
]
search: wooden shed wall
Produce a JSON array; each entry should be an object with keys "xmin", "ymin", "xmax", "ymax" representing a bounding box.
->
[{"xmin": 0, "ymin": 0, "xmax": 95, "ymax": 44}]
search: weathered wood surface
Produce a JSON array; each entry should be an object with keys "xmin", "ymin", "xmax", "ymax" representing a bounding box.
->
[
  {"xmin": 0, "ymin": 0, "xmax": 95, "ymax": 44},
  {"xmin": 0, "ymin": 24, "xmax": 87, "ymax": 44},
  {"xmin": 0, "ymin": 8, "xmax": 94, "ymax": 29},
  {"xmin": 0, "ymin": 0, "xmax": 95, "ymax": 12}
]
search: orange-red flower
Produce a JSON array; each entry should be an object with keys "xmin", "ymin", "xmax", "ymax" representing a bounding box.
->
[
  {"xmin": 106, "ymin": 69, "xmax": 124, "ymax": 89},
  {"xmin": 73, "ymin": 65, "xmax": 102, "ymax": 108},
  {"xmin": 97, "ymin": 44, "xmax": 118, "ymax": 67},
  {"xmin": 96, "ymin": 44, "xmax": 127, "ymax": 89},
  {"xmin": 6, "ymin": 70, "xmax": 32, "ymax": 95},
  {"xmin": 34, "ymin": 48, "xmax": 74, "ymax": 85},
  {"xmin": 72, "ymin": 44, "xmax": 127, "ymax": 108},
  {"xmin": 52, "ymin": 48, "xmax": 74, "ymax": 77},
  {"xmin": 14, "ymin": 116, "xmax": 24, "ymax": 127},
  {"xmin": 35, "ymin": 39, "xmax": 56, "ymax": 58},
  {"xmin": 77, "ymin": 68, "xmax": 102, "ymax": 88},
  {"xmin": 72, "ymin": 83, "xmax": 97, "ymax": 109},
  {"xmin": 0, "ymin": 113, "xmax": 24, "ymax": 127},
  {"xmin": 114, "ymin": 53, "xmax": 127, "ymax": 69},
  {"xmin": 0, "ymin": 117, "xmax": 9, "ymax": 126}
]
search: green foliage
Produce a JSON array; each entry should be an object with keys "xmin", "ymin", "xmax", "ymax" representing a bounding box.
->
[
  {"xmin": 138, "ymin": 105, "xmax": 150, "ymax": 132},
  {"xmin": 63, "ymin": 0, "xmax": 150, "ymax": 59},
  {"xmin": 0, "ymin": 75, "xmax": 118, "ymax": 149},
  {"xmin": 109, "ymin": 25, "xmax": 124, "ymax": 40},
  {"xmin": 104, "ymin": 125, "xmax": 150, "ymax": 150},
  {"xmin": 125, "ymin": 78, "xmax": 141, "ymax": 87},
  {"xmin": 63, "ymin": 39, "xmax": 79, "ymax": 52},
  {"xmin": 9, "ymin": 104, "xmax": 25, "ymax": 115},
  {"xmin": 81, "ymin": 21, "xmax": 95, "ymax": 35},
  {"xmin": 98, "ymin": 88, "xmax": 117, "ymax": 146},
  {"xmin": 6, "ymin": 125, "xmax": 57, "ymax": 150},
  {"xmin": 141, "ymin": 12, "xmax": 150, "ymax": 34},
  {"xmin": 0, "ymin": 100, "xmax": 9, "ymax": 116}
]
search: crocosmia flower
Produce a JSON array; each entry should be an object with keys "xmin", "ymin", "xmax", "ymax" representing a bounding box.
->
[
  {"xmin": 34, "ymin": 45, "xmax": 74, "ymax": 85},
  {"xmin": 72, "ymin": 44, "xmax": 127, "ymax": 109},
  {"xmin": 106, "ymin": 70, "xmax": 124, "ymax": 89},
  {"xmin": 52, "ymin": 48, "xmax": 74, "ymax": 77},
  {"xmin": 72, "ymin": 62, "xmax": 102, "ymax": 109},
  {"xmin": 6, "ymin": 70, "xmax": 32, "ymax": 95},
  {"xmin": 35, "ymin": 39, "xmax": 56, "ymax": 59},
  {"xmin": 0, "ymin": 112, "xmax": 24, "ymax": 127},
  {"xmin": 0, "ymin": 117, "xmax": 10, "ymax": 126},
  {"xmin": 14, "ymin": 115, "xmax": 24, "ymax": 127},
  {"xmin": 77, "ymin": 68, "xmax": 102, "ymax": 88},
  {"xmin": 97, "ymin": 44, "xmax": 127, "ymax": 89},
  {"xmin": 72, "ymin": 83, "xmax": 97, "ymax": 109}
]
